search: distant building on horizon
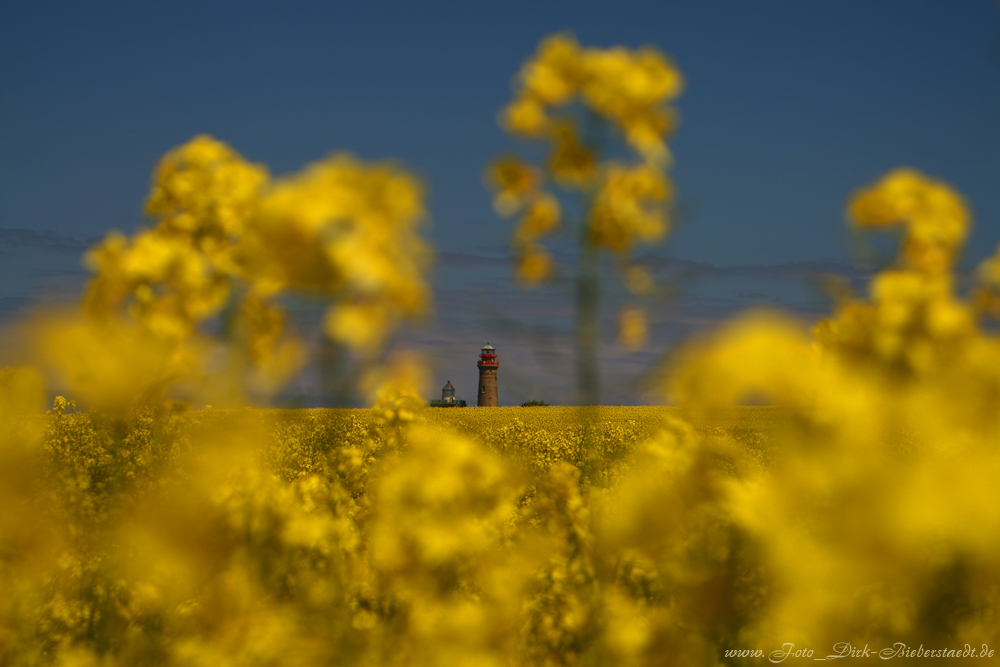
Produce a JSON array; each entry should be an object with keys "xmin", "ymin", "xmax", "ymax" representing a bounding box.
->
[
  {"xmin": 430, "ymin": 380, "xmax": 466, "ymax": 407},
  {"xmin": 477, "ymin": 343, "xmax": 499, "ymax": 407}
]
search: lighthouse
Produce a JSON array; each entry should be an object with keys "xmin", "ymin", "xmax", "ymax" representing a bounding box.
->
[{"xmin": 477, "ymin": 343, "xmax": 499, "ymax": 407}]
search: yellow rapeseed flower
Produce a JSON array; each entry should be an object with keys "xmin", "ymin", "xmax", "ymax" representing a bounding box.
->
[
  {"xmin": 516, "ymin": 246, "xmax": 555, "ymax": 286},
  {"xmin": 499, "ymin": 96, "xmax": 549, "ymax": 137},
  {"xmin": 547, "ymin": 122, "xmax": 598, "ymax": 187},
  {"xmin": 588, "ymin": 162, "xmax": 671, "ymax": 253},
  {"xmin": 145, "ymin": 134, "xmax": 267, "ymax": 240},
  {"xmin": 78, "ymin": 137, "xmax": 434, "ymax": 405},
  {"xmin": 486, "ymin": 155, "xmax": 543, "ymax": 217},
  {"xmin": 618, "ymin": 306, "xmax": 649, "ymax": 350},
  {"xmin": 848, "ymin": 168, "xmax": 969, "ymax": 274},
  {"xmin": 517, "ymin": 33, "xmax": 583, "ymax": 106},
  {"xmin": 513, "ymin": 194, "xmax": 561, "ymax": 245}
]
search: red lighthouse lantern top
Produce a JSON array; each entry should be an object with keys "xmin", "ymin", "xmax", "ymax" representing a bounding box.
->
[{"xmin": 478, "ymin": 343, "xmax": 498, "ymax": 367}]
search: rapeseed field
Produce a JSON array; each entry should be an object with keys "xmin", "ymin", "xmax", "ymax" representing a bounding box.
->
[{"xmin": 3, "ymin": 32, "xmax": 1000, "ymax": 667}]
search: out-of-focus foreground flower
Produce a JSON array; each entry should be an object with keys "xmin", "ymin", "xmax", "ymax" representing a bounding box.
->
[
  {"xmin": 486, "ymin": 33, "xmax": 683, "ymax": 390},
  {"xmin": 35, "ymin": 135, "xmax": 432, "ymax": 411},
  {"xmin": 670, "ymin": 168, "xmax": 1000, "ymax": 654}
]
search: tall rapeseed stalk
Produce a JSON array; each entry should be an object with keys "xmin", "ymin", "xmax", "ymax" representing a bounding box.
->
[{"xmin": 487, "ymin": 33, "xmax": 683, "ymax": 407}]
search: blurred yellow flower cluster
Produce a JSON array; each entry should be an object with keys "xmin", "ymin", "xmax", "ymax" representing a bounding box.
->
[
  {"xmin": 500, "ymin": 33, "xmax": 682, "ymax": 163},
  {"xmin": 849, "ymin": 168, "xmax": 969, "ymax": 274},
  {"xmin": 488, "ymin": 33, "xmax": 683, "ymax": 351},
  {"xmin": 44, "ymin": 136, "xmax": 431, "ymax": 409},
  {"xmin": 669, "ymin": 168, "xmax": 1000, "ymax": 653},
  {"xmin": 817, "ymin": 169, "xmax": 980, "ymax": 378},
  {"xmin": 485, "ymin": 156, "xmax": 558, "ymax": 285},
  {"xmin": 588, "ymin": 163, "xmax": 671, "ymax": 255}
]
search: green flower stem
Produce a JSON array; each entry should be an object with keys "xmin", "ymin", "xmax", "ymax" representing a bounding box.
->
[{"xmin": 575, "ymin": 241, "xmax": 601, "ymax": 408}]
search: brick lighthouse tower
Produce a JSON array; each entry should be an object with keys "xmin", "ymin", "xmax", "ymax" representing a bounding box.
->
[{"xmin": 477, "ymin": 343, "xmax": 499, "ymax": 407}]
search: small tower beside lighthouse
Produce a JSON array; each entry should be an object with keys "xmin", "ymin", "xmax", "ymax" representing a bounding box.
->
[
  {"xmin": 477, "ymin": 343, "xmax": 499, "ymax": 407},
  {"xmin": 430, "ymin": 381, "xmax": 466, "ymax": 407}
]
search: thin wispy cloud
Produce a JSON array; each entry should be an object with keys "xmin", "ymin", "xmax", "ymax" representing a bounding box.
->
[{"xmin": 0, "ymin": 228, "xmax": 95, "ymax": 253}]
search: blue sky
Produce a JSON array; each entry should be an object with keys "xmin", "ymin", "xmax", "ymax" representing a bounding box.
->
[{"xmin": 2, "ymin": 1, "xmax": 998, "ymax": 405}]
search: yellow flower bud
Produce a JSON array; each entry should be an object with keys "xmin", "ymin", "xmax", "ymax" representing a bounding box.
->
[
  {"xmin": 499, "ymin": 96, "xmax": 549, "ymax": 137},
  {"xmin": 513, "ymin": 194, "xmax": 560, "ymax": 244},
  {"xmin": 486, "ymin": 155, "xmax": 542, "ymax": 217},
  {"xmin": 624, "ymin": 266, "xmax": 655, "ymax": 295},
  {"xmin": 618, "ymin": 306, "xmax": 649, "ymax": 350},
  {"xmin": 516, "ymin": 246, "xmax": 555, "ymax": 286}
]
